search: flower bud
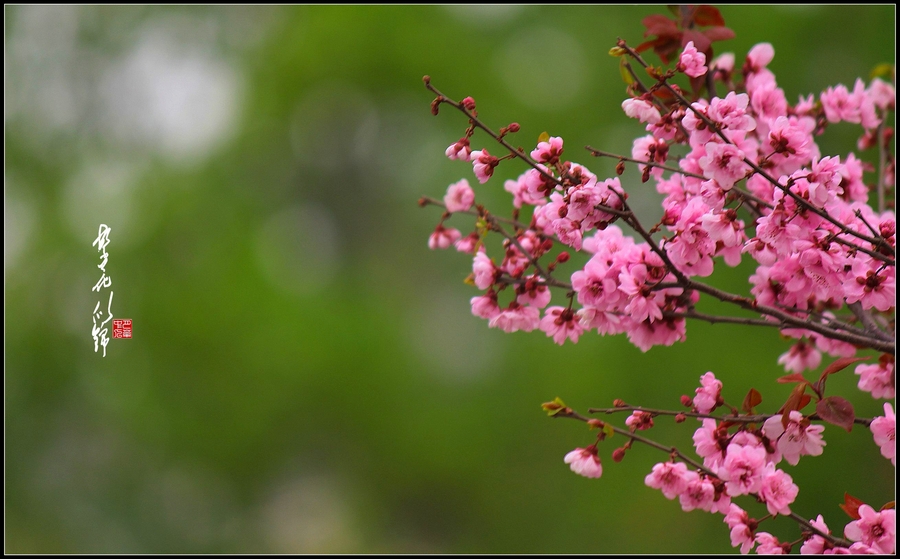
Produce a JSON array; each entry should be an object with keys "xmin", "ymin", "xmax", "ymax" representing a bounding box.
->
[
  {"xmin": 462, "ymin": 96, "xmax": 476, "ymax": 111},
  {"xmin": 681, "ymin": 395, "xmax": 694, "ymax": 407},
  {"xmin": 612, "ymin": 447, "xmax": 627, "ymax": 462},
  {"xmin": 556, "ymin": 251, "xmax": 570, "ymax": 263},
  {"xmin": 674, "ymin": 413, "xmax": 687, "ymax": 423}
]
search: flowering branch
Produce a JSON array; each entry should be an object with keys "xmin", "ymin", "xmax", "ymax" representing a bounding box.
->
[
  {"xmin": 422, "ymin": 8, "xmax": 895, "ymax": 553},
  {"xmin": 616, "ymin": 39, "xmax": 895, "ymax": 262},
  {"xmin": 554, "ymin": 402, "xmax": 855, "ymax": 550}
]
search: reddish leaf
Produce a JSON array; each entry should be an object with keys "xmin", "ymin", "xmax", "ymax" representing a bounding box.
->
[
  {"xmin": 702, "ymin": 26, "xmax": 736, "ymax": 42},
  {"xmin": 822, "ymin": 356, "xmax": 869, "ymax": 377},
  {"xmin": 816, "ymin": 396, "xmax": 856, "ymax": 432},
  {"xmin": 777, "ymin": 372, "xmax": 809, "ymax": 385},
  {"xmin": 780, "ymin": 383, "xmax": 808, "ymax": 428},
  {"xmin": 693, "ymin": 5, "xmax": 726, "ymax": 26},
  {"xmin": 682, "ymin": 29, "xmax": 711, "ymax": 53},
  {"xmin": 742, "ymin": 388, "xmax": 763, "ymax": 413},
  {"xmin": 840, "ymin": 493, "xmax": 865, "ymax": 520},
  {"xmin": 798, "ymin": 394, "xmax": 812, "ymax": 410},
  {"xmin": 882, "ymin": 501, "xmax": 896, "ymax": 511},
  {"xmin": 641, "ymin": 15, "xmax": 679, "ymax": 38}
]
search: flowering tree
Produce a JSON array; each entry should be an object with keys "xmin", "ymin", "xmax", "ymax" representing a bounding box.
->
[{"xmin": 420, "ymin": 5, "xmax": 895, "ymax": 554}]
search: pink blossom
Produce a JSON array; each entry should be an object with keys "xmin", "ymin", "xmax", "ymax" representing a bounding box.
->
[
  {"xmin": 470, "ymin": 291, "xmax": 500, "ymax": 320},
  {"xmin": 829, "ymin": 542, "xmax": 879, "ymax": 554},
  {"xmin": 565, "ymin": 184, "xmax": 600, "ymax": 223},
  {"xmin": 844, "ymin": 257, "xmax": 896, "ymax": 312},
  {"xmin": 852, "ymin": 78, "xmax": 881, "ymax": 130},
  {"xmin": 445, "ymin": 137, "xmax": 472, "ymax": 161},
  {"xmin": 503, "ymin": 173, "xmax": 546, "ymax": 209},
  {"xmin": 678, "ymin": 41, "xmax": 708, "ymax": 78},
  {"xmin": 618, "ymin": 263, "xmax": 665, "ymax": 323},
  {"xmin": 443, "ymin": 178, "xmax": 475, "ymax": 213},
  {"xmin": 767, "ymin": 116, "xmax": 814, "ymax": 171},
  {"xmin": 681, "ymin": 472, "xmax": 729, "ymax": 514},
  {"xmin": 719, "ymin": 443, "xmax": 767, "ymax": 496},
  {"xmin": 711, "ymin": 52, "xmax": 735, "ymax": 75},
  {"xmin": 725, "ymin": 504, "xmax": 756, "ymax": 554},
  {"xmin": 631, "ymin": 135, "xmax": 668, "ymax": 180},
  {"xmin": 517, "ymin": 276, "xmax": 552, "ymax": 309},
  {"xmin": 454, "ymin": 231, "xmax": 480, "ymax": 254},
  {"xmin": 539, "ymin": 306, "xmax": 585, "ymax": 345},
  {"xmin": 552, "ymin": 218, "xmax": 583, "ymax": 251},
  {"xmin": 761, "ymin": 410, "xmax": 826, "ymax": 466},
  {"xmin": 693, "ymin": 372, "xmax": 722, "ymax": 414},
  {"xmin": 869, "ymin": 403, "xmax": 895, "ymax": 466},
  {"xmin": 626, "ymin": 315, "xmax": 687, "ymax": 352},
  {"xmin": 821, "ymin": 84, "xmax": 861, "ymax": 124},
  {"xmin": 755, "ymin": 532, "xmax": 788, "ymax": 554},
  {"xmin": 698, "ymin": 142, "xmax": 747, "ymax": 191},
  {"xmin": 854, "ymin": 360, "xmax": 895, "ymax": 399},
  {"xmin": 800, "ymin": 515, "xmax": 832, "ymax": 555},
  {"xmin": 644, "ymin": 461, "xmax": 689, "ymax": 499},
  {"xmin": 758, "ymin": 463, "xmax": 798, "ymax": 516},
  {"xmin": 843, "ymin": 504, "xmax": 896, "ymax": 554},
  {"xmin": 693, "ymin": 418, "xmax": 725, "ymax": 469},
  {"xmin": 530, "ymin": 136, "xmax": 564, "ymax": 164},
  {"xmin": 795, "ymin": 93, "xmax": 817, "ymax": 115},
  {"xmin": 471, "ymin": 149, "xmax": 499, "ymax": 184},
  {"xmin": 708, "ymin": 92, "xmax": 756, "ymax": 134},
  {"xmin": 564, "ymin": 446, "xmax": 603, "ymax": 479},
  {"xmin": 622, "ymin": 98, "xmax": 661, "ymax": 125},
  {"xmin": 625, "ymin": 411, "xmax": 654, "ymax": 431},
  {"xmin": 577, "ymin": 307, "xmax": 626, "ymax": 336},
  {"xmin": 488, "ymin": 303, "xmax": 540, "ymax": 333},
  {"xmin": 835, "ymin": 153, "xmax": 868, "ymax": 202},
  {"xmin": 428, "ymin": 224, "xmax": 461, "ymax": 250},
  {"xmin": 472, "ymin": 249, "xmax": 496, "ymax": 290},
  {"xmin": 867, "ymin": 78, "xmax": 895, "ymax": 111},
  {"xmin": 746, "ymin": 43, "xmax": 775, "ymax": 71},
  {"xmin": 745, "ymin": 43, "xmax": 776, "ymax": 92},
  {"xmin": 701, "ymin": 209, "xmax": 745, "ymax": 249},
  {"xmin": 750, "ymin": 82, "xmax": 788, "ymax": 130},
  {"xmin": 777, "ymin": 341, "xmax": 822, "ymax": 373}
]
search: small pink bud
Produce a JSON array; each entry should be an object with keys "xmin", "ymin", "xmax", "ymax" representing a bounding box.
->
[
  {"xmin": 675, "ymin": 413, "xmax": 687, "ymax": 423},
  {"xmin": 612, "ymin": 447, "xmax": 627, "ymax": 462},
  {"xmin": 556, "ymin": 251, "xmax": 570, "ymax": 263},
  {"xmin": 462, "ymin": 96, "xmax": 476, "ymax": 111},
  {"xmin": 681, "ymin": 395, "xmax": 694, "ymax": 407},
  {"xmin": 508, "ymin": 122, "xmax": 520, "ymax": 133}
]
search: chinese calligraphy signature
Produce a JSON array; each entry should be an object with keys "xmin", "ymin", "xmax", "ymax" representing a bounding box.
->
[{"xmin": 91, "ymin": 224, "xmax": 113, "ymax": 356}]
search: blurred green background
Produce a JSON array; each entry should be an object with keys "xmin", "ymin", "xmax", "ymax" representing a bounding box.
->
[{"xmin": 5, "ymin": 5, "xmax": 895, "ymax": 554}]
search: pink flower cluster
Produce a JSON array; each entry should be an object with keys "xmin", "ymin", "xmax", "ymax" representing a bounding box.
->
[
  {"xmin": 427, "ymin": 36, "xmax": 895, "ymax": 555},
  {"xmin": 642, "ymin": 373, "xmax": 894, "ymax": 554},
  {"xmin": 430, "ymin": 42, "xmax": 894, "ymax": 361}
]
